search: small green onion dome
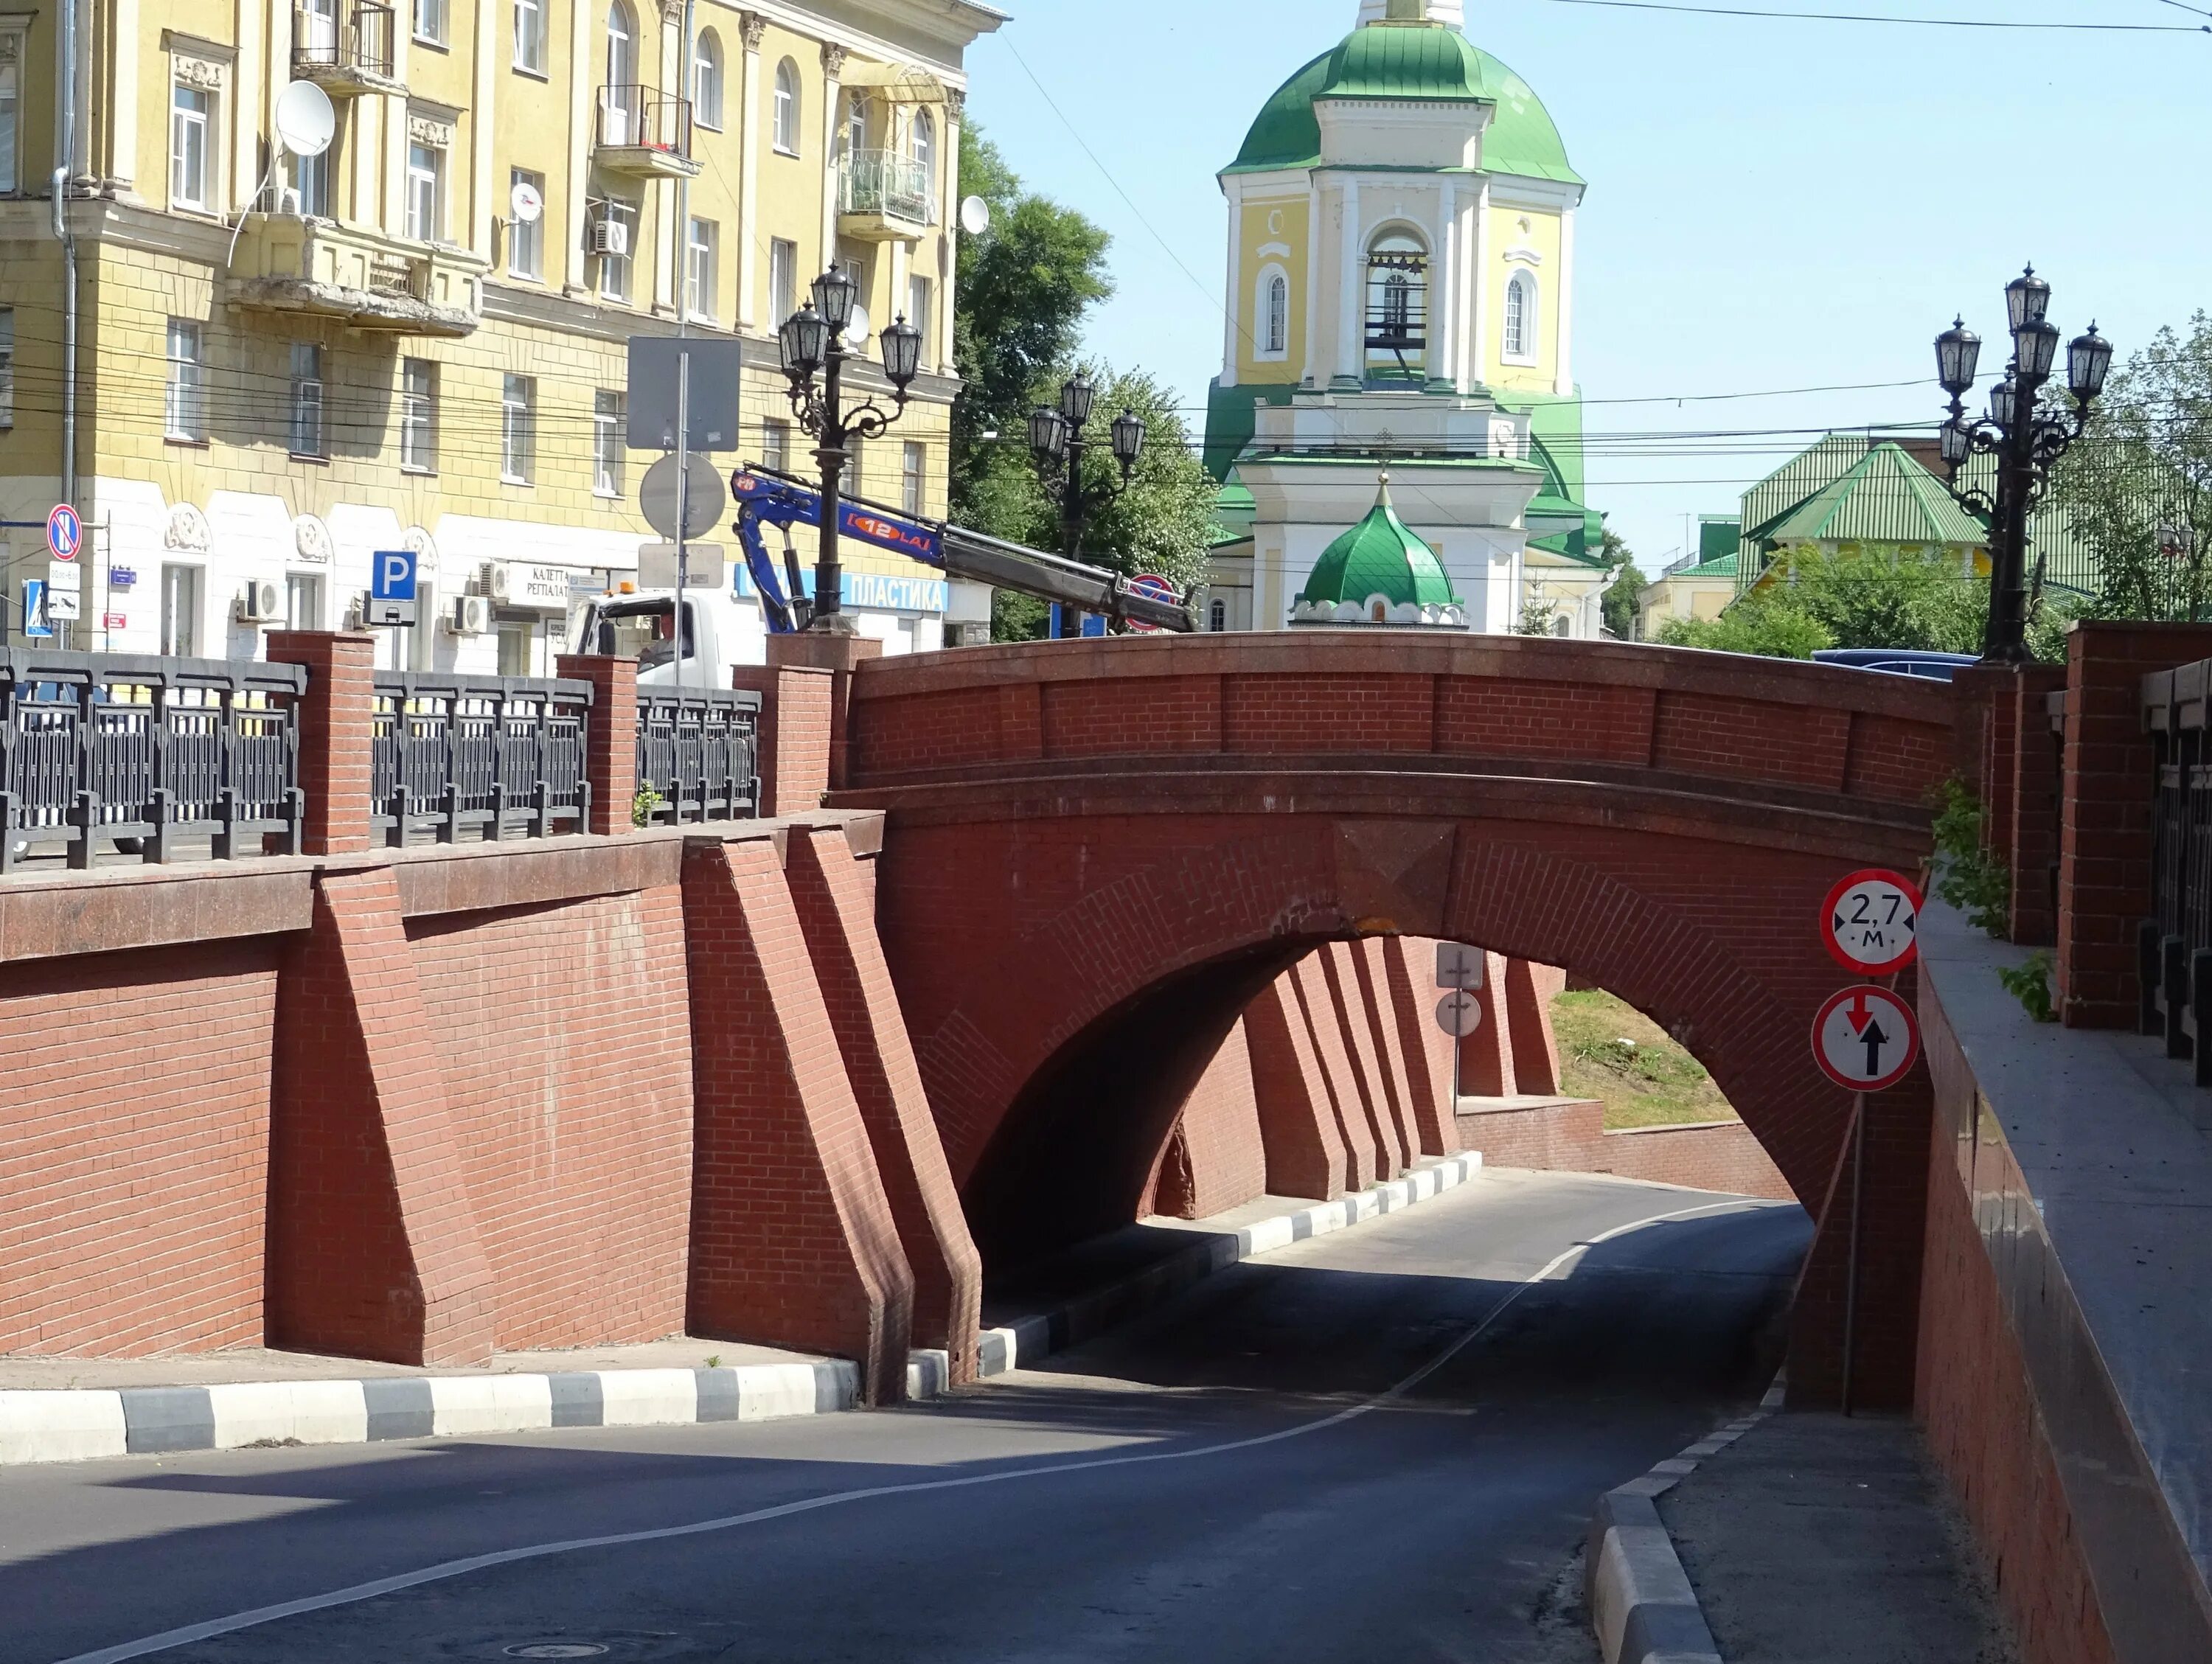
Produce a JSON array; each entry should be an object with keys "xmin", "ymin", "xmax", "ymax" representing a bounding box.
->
[{"xmin": 1293, "ymin": 475, "xmax": 1467, "ymax": 628}]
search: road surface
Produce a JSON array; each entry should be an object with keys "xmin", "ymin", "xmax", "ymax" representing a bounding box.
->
[{"xmin": 5, "ymin": 1168, "xmax": 1809, "ymax": 1664}]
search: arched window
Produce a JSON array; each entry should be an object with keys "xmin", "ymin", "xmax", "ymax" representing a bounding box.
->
[
  {"xmin": 846, "ymin": 94, "xmax": 869, "ymax": 158},
  {"xmin": 1208, "ymin": 598, "xmax": 1228, "ymax": 633},
  {"xmin": 913, "ymin": 108, "xmax": 936, "ymax": 175},
  {"xmin": 1365, "ymin": 230, "xmax": 1428, "ymax": 374},
  {"xmin": 692, "ymin": 29, "xmax": 724, "ymax": 129},
  {"xmin": 1265, "ymin": 272, "xmax": 1288, "ymax": 355},
  {"xmin": 604, "ymin": 1, "xmax": 638, "ymax": 142},
  {"xmin": 773, "ymin": 58, "xmax": 800, "ymax": 153},
  {"xmin": 1503, "ymin": 271, "xmax": 1538, "ymax": 364}
]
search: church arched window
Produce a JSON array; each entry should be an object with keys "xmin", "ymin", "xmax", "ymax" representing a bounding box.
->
[
  {"xmin": 1503, "ymin": 271, "xmax": 1539, "ymax": 364},
  {"xmin": 1209, "ymin": 598, "xmax": 1228, "ymax": 633},
  {"xmin": 1256, "ymin": 267, "xmax": 1290, "ymax": 359},
  {"xmin": 1365, "ymin": 230, "xmax": 1428, "ymax": 377}
]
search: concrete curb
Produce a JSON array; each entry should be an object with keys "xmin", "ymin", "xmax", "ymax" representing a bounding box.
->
[
  {"xmin": 1586, "ymin": 1377, "xmax": 1785, "ymax": 1664},
  {"xmin": 2, "ymin": 1155, "xmax": 1485, "ymax": 1464},
  {"xmin": 0, "ymin": 1361, "xmax": 858, "ymax": 1468},
  {"xmin": 956, "ymin": 1154, "xmax": 1485, "ymax": 1383}
]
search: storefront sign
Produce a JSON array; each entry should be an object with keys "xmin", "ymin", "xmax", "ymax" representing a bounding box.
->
[{"xmin": 511, "ymin": 565, "xmax": 574, "ymax": 609}]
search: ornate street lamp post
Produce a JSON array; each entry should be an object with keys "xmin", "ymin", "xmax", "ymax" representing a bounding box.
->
[
  {"xmin": 1029, "ymin": 372, "xmax": 1147, "ymax": 636},
  {"xmin": 779, "ymin": 268, "xmax": 924, "ymax": 632},
  {"xmin": 1935, "ymin": 267, "xmax": 2113, "ymax": 663}
]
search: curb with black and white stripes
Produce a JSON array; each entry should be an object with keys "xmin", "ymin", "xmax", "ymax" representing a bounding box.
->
[
  {"xmin": 1, "ymin": 1154, "xmax": 1484, "ymax": 1469},
  {"xmin": 1586, "ymin": 1376, "xmax": 1786, "ymax": 1664}
]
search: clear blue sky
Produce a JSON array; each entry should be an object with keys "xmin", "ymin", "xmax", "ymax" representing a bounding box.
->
[{"xmin": 964, "ymin": 0, "xmax": 2212, "ymax": 567}]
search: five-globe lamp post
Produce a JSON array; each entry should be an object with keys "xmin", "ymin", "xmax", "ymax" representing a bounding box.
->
[
  {"xmin": 1028, "ymin": 372, "xmax": 1148, "ymax": 636},
  {"xmin": 778, "ymin": 267, "xmax": 924, "ymax": 632},
  {"xmin": 1934, "ymin": 267, "xmax": 2114, "ymax": 664}
]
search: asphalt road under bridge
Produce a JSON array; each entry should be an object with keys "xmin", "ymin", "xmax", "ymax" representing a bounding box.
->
[{"xmin": 10, "ymin": 1171, "xmax": 1809, "ymax": 1664}]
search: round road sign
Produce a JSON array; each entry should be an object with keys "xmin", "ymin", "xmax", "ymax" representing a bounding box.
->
[
  {"xmin": 639, "ymin": 453, "xmax": 728, "ymax": 542},
  {"xmin": 1821, "ymin": 868, "xmax": 1924, "ymax": 974},
  {"xmin": 1126, "ymin": 574, "xmax": 1179, "ymax": 635},
  {"xmin": 1435, "ymin": 989, "xmax": 1484, "ymax": 1038},
  {"xmin": 1812, "ymin": 984, "xmax": 1920, "ymax": 1093},
  {"xmin": 46, "ymin": 503, "xmax": 82, "ymax": 563}
]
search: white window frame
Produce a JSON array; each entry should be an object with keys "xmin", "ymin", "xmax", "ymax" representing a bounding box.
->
[
  {"xmin": 686, "ymin": 217, "xmax": 719, "ymax": 321},
  {"xmin": 768, "ymin": 237, "xmax": 798, "ymax": 327},
  {"xmin": 901, "ymin": 441, "xmax": 925, "ymax": 517},
  {"xmin": 170, "ymin": 83, "xmax": 214, "ymax": 213},
  {"xmin": 0, "ymin": 309, "xmax": 15, "ymax": 430},
  {"xmin": 594, "ymin": 389, "xmax": 625, "ymax": 498},
  {"xmin": 761, "ymin": 419, "xmax": 790, "ymax": 476},
  {"xmin": 597, "ymin": 199, "xmax": 636, "ymax": 301},
  {"xmin": 406, "ymin": 142, "xmax": 446, "ymax": 244},
  {"xmin": 414, "ymin": 0, "xmax": 448, "ymax": 46},
  {"xmin": 400, "ymin": 358, "xmax": 438, "ymax": 473},
  {"xmin": 292, "ymin": 142, "xmax": 331, "ymax": 217},
  {"xmin": 507, "ymin": 167, "xmax": 544, "ymax": 278},
  {"xmin": 285, "ymin": 572, "xmax": 324, "ymax": 632},
  {"xmin": 159, "ymin": 564, "xmax": 202, "ymax": 658},
  {"xmin": 912, "ymin": 108, "xmax": 935, "ymax": 176},
  {"xmin": 772, "ymin": 59, "xmax": 800, "ymax": 155},
  {"xmin": 908, "ymin": 274, "xmax": 933, "ymax": 362},
  {"xmin": 692, "ymin": 29, "xmax": 724, "ymax": 129},
  {"xmin": 289, "ymin": 341, "xmax": 326, "ymax": 458},
  {"xmin": 1256, "ymin": 265, "xmax": 1290, "ymax": 361},
  {"xmin": 164, "ymin": 319, "xmax": 207, "ymax": 442},
  {"xmin": 1503, "ymin": 270, "xmax": 1539, "ymax": 366},
  {"xmin": 512, "ymin": 0, "xmax": 546, "ymax": 74},
  {"xmin": 501, "ymin": 373, "xmax": 537, "ymax": 485},
  {"xmin": 0, "ymin": 43, "xmax": 21, "ymax": 195}
]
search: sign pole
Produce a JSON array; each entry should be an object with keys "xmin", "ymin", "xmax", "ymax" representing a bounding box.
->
[
  {"xmin": 1840, "ymin": 1089, "xmax": 1867, "ymax": 1418},
  {"xmin": 674, "ymin": 346, "xmax": 690, "ymax": 694}
]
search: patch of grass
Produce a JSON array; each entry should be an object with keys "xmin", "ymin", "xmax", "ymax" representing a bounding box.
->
[{"xmin": 1551, "ymin": 989, "xmax": 1741, "ymax": 1131}]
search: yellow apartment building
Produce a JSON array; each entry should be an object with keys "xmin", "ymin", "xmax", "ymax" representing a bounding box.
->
[{"xmin": 1, "ymin": 0, "xmax": 1001, "ymax": 671}]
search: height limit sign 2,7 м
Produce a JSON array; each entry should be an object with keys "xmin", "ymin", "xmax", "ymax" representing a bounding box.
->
[{"xmin": 1821, "ymin": 868, "xmax": 1924, "ymax": 976}]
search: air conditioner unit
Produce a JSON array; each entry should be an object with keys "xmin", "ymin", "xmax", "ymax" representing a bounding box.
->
[
  {"xmin": 445, "ymin": 593, "xmax": 492, "ymax": 636},
  {"xmin": 476, "ymin": 561, "xmax": 513, "ymax": 603},
  {"xmin": 591, "ymin": 215, "xmax": 630, "ymax": 258},
  {"xmin": 234, "ymin": 580, "xmax": 282, "ymax": 624}
]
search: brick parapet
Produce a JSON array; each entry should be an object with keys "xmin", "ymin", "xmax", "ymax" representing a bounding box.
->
[
  {"xmin": 266, "ymin": 630, "xmax": 376, "ymax": 855},
  {"xmin": 554, "ymin": 655, "xmax": 638, "ymax": 837},
  {"xmin": 730, "ymin": 665, "xmax": 834, "ymax": 817},
  {"xmin": 2056, "ymin": 623, "xmax": 2212, "ymax": 1026},
  {"xmin": 765, "ymin": 631, "xmax": 884, "ymax": 793},
  {"xmin": 2007, "ymin": 666, "xmax": 2070, "ymax": 947}
]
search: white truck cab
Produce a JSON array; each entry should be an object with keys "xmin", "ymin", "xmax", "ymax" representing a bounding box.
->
[{"xmin": 571, "ymin": 585, "xmax": 767, "ymax": 688}]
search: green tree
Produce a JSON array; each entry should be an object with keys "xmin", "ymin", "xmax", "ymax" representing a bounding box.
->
[
  {"xmin": 950, "ymin": 125, "xmax": 1112, "ymax": 532},
  {"xmin": 1598, "ymin": 529, "xmax": 1646, "ymax": 641},
  {"xmin": 1655, "ymin": 597, "xmax": 1834, "ymax": 659}
]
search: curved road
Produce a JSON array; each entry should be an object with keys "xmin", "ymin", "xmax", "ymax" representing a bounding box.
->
[{"xmin": 6, "ymin": 1169, "xmax": 1809, "ymax": 1664}]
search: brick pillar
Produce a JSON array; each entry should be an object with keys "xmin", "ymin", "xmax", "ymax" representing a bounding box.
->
[
  {"xmin": 1242, "ymin": 973, "xmax": 1348, "ymax": 1200},
  {"xmin": 2056, "ymin": 624, "xmax": 2212, "ymax": 1028},
  {"xmin": 765, "ymin": 630, "xmax": 883, "ymax": 791},
  {"xmin": 267, "ymin": 867, "xmax": 498, "ymax": 1366},
  {"xmin": 1290, "ymin": 954, "xmax": 1377, "ymax": 1189},
  {"xmin": 784, "ymin": 824, "xmax": 983, "ymax": 1383},
  {"xmin": 2008, "ymin": 666, "xmax": 2070, "ymax": 947},
  {"xmin": 1459, "ymin": 950, "xmax": 1517, "ymax": 1096},
  {"xmin": 1350, "ymin": 940, "xmax": 1422, "ymax": 1169},
  {"xmin": 265, "ymin": 631, "xmax": 375, "ymax": 856},
  {"xmin": 729, "ymin": 664, "xmax": 833, "ymax": 818},
  {"xmin": 1502, "ymin": 961, "xmax": 1567, "ymax": 1095},
  {"xmin": 1950, "ymin": 663, "xmax": 2008, "ymax": 804},
  {"xmin": 682, "ymin": 836, "xmax": 914, "ymax": 1403},
  {"xmin": 1383, "ymin": 939, "xmax": 1461, "ymax": 1155},
  {"xmin": 1322, "ymin": 943, "xmax": 1405, "ymax": 1177},
  {"xmin": 554, "ymin": 654, "xmax": 637, "ymax": 837}
]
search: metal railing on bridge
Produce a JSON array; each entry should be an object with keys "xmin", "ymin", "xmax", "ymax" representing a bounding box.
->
[
  {"xmin": 372, "ymin": 672, "xmax": 592, "ymax": 846},
  {"xmin": 2141, "ymin": 664, "xmax": 2212, "ymax": 1085},
  {"xmin": 0, "ymin": 651, "xmax": 305, "ymax": 873},
  {"xmin": 635, "ymin": 688, "xmax": 759, "ymax": 826}
]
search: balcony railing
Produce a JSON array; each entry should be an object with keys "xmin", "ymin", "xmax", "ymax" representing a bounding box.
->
[
  {"xmin": 292, "ymin": 2, "xmax": 398, "ymax": 90},
  {"xmin": 635, "ymin": 689, "xmax": 761, "ymax": 825},
  {"xmin": 372, "ymin": 673, "xmax": 592, "ymax": 846},
  {"xmin": 0, "ymin": 652, "xmax": 305, "ymax": 873},
  {"xmin": 2140, "ymin": 663, "xmax": 2212, "ymax": 1084},
  {"xmin": 838, "ymin": 150, "xmax": 936, "ymax": 230},
  {"xmin": 594, "ymin": 86, "xmax": 698, "ymax": 175}
]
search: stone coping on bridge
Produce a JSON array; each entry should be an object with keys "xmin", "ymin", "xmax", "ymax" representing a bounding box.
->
[
  {"xmin": 1919, "ymin": 900, "xmax": 2212, "ymax": 1660},
  {"xmin": 0, "ymin": 810, "xmax": 886, "ymax": 964}
]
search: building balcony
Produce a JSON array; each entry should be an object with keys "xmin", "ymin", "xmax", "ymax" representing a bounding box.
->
[
  {"xmin": 594, "ymin": 86, "xmax": 700, "ymax": 178},
  {"xmin": 292, "ymin": 3, "xmax": 403, "ymax": 97},
  {"xmin": 227, "ymin": 215, "xmax": 484, "ymax": 338},
  {"xmin": 838, "ymin": 150, "xmax": 936, "ymax": 243}
]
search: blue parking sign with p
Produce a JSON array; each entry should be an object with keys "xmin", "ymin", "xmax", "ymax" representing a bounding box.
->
[{"xmin": 372, "ymin": 549, "xmax": 417, "ymax": 602}]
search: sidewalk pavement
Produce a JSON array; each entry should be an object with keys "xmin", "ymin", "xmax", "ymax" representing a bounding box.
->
[{"xmin": 1660, "ymin": 1411, "xmax": 2020, "ymax": 1664}]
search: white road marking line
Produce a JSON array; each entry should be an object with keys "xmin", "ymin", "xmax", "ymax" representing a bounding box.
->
[{"xmin": 53, "ymin": 1199, "xmax": 1754, "ymax": 1664}]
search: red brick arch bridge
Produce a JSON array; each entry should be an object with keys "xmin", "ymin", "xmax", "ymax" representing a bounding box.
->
[{"xmin": 831, "ymin": 633, "xmax": 1960, "ymax": 1407}]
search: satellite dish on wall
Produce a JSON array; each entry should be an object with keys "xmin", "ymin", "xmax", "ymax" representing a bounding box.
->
[
  {"xmin": 274, "ymin": 81, "xmax": 336, "ymax": 157},
  {"xmin": 959, "ymin": 195, "xmax": 991, "ymax": 237},
  {"xmin": 509, "ymin": 178, "xmax": 545, "ymax": 225},
  {"xmin": 844, "ymin": 303, "xmax": 872, "ymax": 349}
]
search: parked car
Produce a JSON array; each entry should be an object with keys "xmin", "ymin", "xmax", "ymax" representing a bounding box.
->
[{"xmin": 1812, "ymin": 649, "xmax": 1978, "ymax": 683}]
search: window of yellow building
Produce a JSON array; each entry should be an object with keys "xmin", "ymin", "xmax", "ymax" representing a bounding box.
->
[
  {"xmin": 401, "ymin": 360, "xmax": 438, "ymax": 473},
  {"xmin": 773, "ymin": 60, "xmax": 801, "ymax": 155},
  {"xmin": 513, "ymin": 0, "xmax": 546, "ymax": 76},
  {"xmin": 694, "ymin": 31, "xmax": 725, "ymax": 129}
]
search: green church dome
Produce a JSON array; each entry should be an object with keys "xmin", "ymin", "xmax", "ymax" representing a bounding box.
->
[
  {"xmin": 1226, "ymin": 26, "xmax": 1582, "ymax": 186},
  {"xmin": 1294, "ymin": 477, "xmax": 1465, "ymax": 627}
]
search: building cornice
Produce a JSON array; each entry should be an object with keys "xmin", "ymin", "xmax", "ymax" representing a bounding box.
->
[{"xmin": 698, "ymin": 0, "xmax": 988, "ymax": 82}]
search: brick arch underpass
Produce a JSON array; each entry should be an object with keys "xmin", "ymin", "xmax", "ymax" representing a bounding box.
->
[{"xmin": 830, "ymin": 634, "xmax": 1959, "ymax": 1408}]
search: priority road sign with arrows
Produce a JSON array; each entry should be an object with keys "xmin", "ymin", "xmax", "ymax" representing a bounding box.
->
[{"xmin": 1812, "ymin": 984, "xmax": 1920, "ymax": 1093}]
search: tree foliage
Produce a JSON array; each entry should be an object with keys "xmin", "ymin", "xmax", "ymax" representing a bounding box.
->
[
  {"xmin": 1599, "ymin": 529, "xmax": 1646, "ymax": 641},
  {"xmin": 1655, "ymin": 548, "xmax": 1987, "ymax": 660}
]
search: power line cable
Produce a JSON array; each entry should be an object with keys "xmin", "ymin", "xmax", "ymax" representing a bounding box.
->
[{"xmin": 1530, "ymin": 0, "xmax": 2208, "ymax": 29}]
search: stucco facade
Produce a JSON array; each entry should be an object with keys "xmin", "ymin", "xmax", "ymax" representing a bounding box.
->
[{"xmin": 5, "ymin": 0, "xmax": 998, "ymax": 669}]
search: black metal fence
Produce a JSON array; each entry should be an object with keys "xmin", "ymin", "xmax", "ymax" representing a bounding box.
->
[
  {"xmin": 293, "ymin": 1, "xmax": 396, "ymax": 80},
  {"xmin": 2140, "ymin": 664, "xmax": 2212, "ymax": 1084},
  {"xmin": 372, "ymin": 673, "xmax": 592, "ymax": 846},
  {"xmin": 0, "ymin": 652, "xmax": 305, "ymax": 872},
  {"xmin": 636, "ymin": 689, "xmax": 760, "ymax": 826}
]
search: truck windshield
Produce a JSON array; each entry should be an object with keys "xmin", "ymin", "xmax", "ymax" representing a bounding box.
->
[{"xmin": 585, "ymin": 599, "xmax": 699, "ymax": 669}]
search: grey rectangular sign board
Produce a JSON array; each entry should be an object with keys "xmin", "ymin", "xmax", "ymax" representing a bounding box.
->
[{"xmin": 627, "ymin": 337, "xmax": 745, "ymax": 453}]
